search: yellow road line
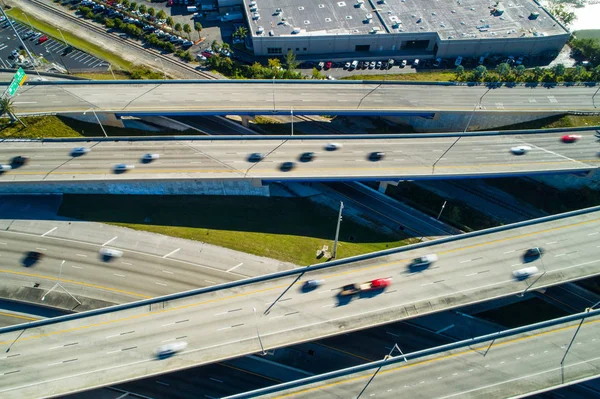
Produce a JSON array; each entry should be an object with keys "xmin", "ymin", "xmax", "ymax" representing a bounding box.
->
[
  {"xmin": 0, "ymin": 312, "xmax": 38, "ymax": 321},
  {"xmin": 0, "ymin": 269, "xmax": 151, "ymax": 300},
  {"xmin": 273, "ymin": 317, "xmax": 600, "ymax": 398},
  {"xmin": 0, "ymin": 215, "xmax": 598, "ymax": 346}
]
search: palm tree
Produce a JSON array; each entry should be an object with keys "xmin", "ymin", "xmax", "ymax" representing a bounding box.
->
[
  {"xmin": 174, "ymin": 22, "xmax": 182, "ymax": 36},
  {"xmin": 183, "ymin": 23, "xmax": 192, "ymax": 39},
  {"xmin": 166, "ymin": 16, "xmax": 174, "ymax": 31},
  {"xmin": 284, "ymin": 50, "xmax": 299, "ymax": 71},
  {"xmin": 233, "ymin": 26, "xmax": 248, "ymax": 40},
  {"xmin": 194, "ymin": 22, "xmax": 203, "ymax": 40},
  {"xmin": 0, "ymin": 97, "xmax": 16, "ymax": 122}
]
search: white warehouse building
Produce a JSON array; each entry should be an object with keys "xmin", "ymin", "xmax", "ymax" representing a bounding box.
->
[{"xmin": 229, "ymin": 0, "xmax": 569, "ymax": 59}]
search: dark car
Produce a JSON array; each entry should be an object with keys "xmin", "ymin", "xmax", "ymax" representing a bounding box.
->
[
  {"xmin": 62, "ymin": 46, "xmax": 74, "ymax": 56},
  {"xmin": 299, "ymin": 152, "xmax": 315, "ymax": 162},
  {"xmin": 280, "ymin": 161, "xmax": 295, "ymax": 172},
  {"xmin": 248, "ymin": 152, "xmax": 264, "ymax": 162},
  {"xmin": 11, "ymin": 155, "xmax": 29, "ymax": 167},
  {"xmin": 524, "ymin": 247, "xmax": 544, "ymax": 260},
  {"xmin": 22, "ymin": 251, "xmax": 44, "ymax": 267},
  {"xmin": 368, "ymin": 151, "xmax": 385, "ymax": 161}
]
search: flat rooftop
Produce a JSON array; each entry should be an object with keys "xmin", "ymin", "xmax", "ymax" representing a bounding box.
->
[{"xmin": 245, "ymin": 0, "xmax": 568, "ymax": 39}]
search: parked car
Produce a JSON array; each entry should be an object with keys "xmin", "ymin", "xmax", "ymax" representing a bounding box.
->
[
  {"xmin": 324, "ymin": 61, "xmax": 332, "ymax": 70},
  {"xmin": 433, "ymin": 57, "xmax": 442, "ymax": 67},
  {"xmin": 317, "ymin": 61, "xmax": 324, "ymax": 70},
  {"xmin": 401, "ymin": 59, "xmax": 407, "ymax": 68},
  {"xmin": 412, "ymin": 59, "xmax": 420, "ymax": 68}
]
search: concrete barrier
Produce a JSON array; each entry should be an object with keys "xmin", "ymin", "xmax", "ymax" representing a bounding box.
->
[{"xmin": 0, "ymin": 204, "xmax": 597, "ymax": 336}]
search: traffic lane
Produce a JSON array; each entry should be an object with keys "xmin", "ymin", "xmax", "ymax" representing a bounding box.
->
[
  {"xmin": 2, "ymin": 209, "xmax": 596, "ymax": 394},
  {"xmin": 0, "ymin": 231, "xmax": 245, "ymax": 301},
  {"xmin": 10, "ymin": 83, "xmax": 600, "ymax": 114},
  {"xmin": 0, "ymin": 310, "xmax": 38, "ymax": 328},
  {"xmin": 1, "ymin": 210, "xmax": 599, "ymax": 396},
  {"xmin": 266, "ymin": 315, "xmax": 600, "ymax": 399}
]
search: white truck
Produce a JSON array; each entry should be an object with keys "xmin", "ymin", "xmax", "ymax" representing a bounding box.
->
[
  {"xmin": 187, "ymin": 6, "xmax": 198, "ymax": 13},
  {"xmin": 220, "ymin": 12, "xmax": 244, "ymax": 22}
]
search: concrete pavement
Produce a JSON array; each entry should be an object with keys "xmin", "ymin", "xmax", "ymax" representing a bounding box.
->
[
  {"xmin": 9, "ymin": 82, "xmax": 600, "ymax": 114},
  {"xmin": 1, "ymin": 207, "xmax": 599, "ymax": 397},
  {"xmin": 0, "ymin": 130, "xmax": 598, "ymax": 185}
]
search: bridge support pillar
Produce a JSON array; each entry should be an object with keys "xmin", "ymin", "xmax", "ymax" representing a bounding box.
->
[
  {"xmin": 240, "ymin": 115, "xmax": 253, "ymax": 128},
  {"xmin": 378, "ymin": 182, "xmax": 388, "ymax": 193}
]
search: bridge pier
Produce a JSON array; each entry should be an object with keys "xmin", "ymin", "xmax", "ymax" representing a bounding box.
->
[{"xmin": 241, "ymin": 115, "xmax": 253, "ymax": 128}]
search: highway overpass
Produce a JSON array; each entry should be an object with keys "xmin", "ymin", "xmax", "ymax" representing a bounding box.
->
[
  {"xmin": 229, "ymin": 310, "xmax": 600, "ymax": 399},
  {"xmin": 9, "ymin": 81, "xmax": 600, "ymax": 115},
  {"xmin": 0, "ymin": 129, "xmax": 598, "ymax": 186},
  {"xmin": 1, "ymin": 206, "xmax": 599, "ymax": 398}
]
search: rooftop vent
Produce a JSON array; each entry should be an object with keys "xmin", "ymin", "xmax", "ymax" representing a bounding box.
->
[
  {"xmin": 365, "ymin": 13, "xmax": 373, "ymax": 23},
  {"xmin": 298, "ymin": 6, "xmax": 304, "ymax": 10},
  {"xmin": 370, "ymin": 27, "xmax": 381, "ymax": 34},
  {"xmin": 529, "ymin": 12, "xmax": 539, "ymax": 20},
  {"xmin": 337, "ymin": 1, "xmax": 346, "ymax": 7},
  {"xmin": 274, "ymin": 7, "xmax": 282, "ymax": 14},
  {"xmin": 325, "ymin": 17, "xmax": 332, "ymax": 22},
  {"xmin": 355, "ymin": 0, "xmax": 364, "ymax": 7},
  {"xmin": 319, "ymin": 4, "xmax": 325, "ymax": 8},
  {"xmin": 249, "ymin": 1, "xmax": 256, "ymax": 6},
  {"xmin": 292, "ymin": 27, "xmax": 301, "ymax": 34},
  {"xmin": 304, "ymin": 20, "xmax": 310, "ymax": 24}
]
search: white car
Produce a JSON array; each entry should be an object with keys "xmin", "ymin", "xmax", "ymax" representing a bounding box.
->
[
  {"xmin": 513, "ymin": 266, "xmax": 539, "ymax": 280},
  {"xmin": 113, "ymin": 164, "xmax": 135, "ymax": 172},
  {"xmin": 510, "ymin": 145, "xmax": 532, "ymax": 155},
  {"xmin": 401, "ymin": 60, "xmax": 407, "ymax": 67},
  {"xmin": 142, "ymin": 153, "xmax": 160, "ymax": 162},
  {"xmin": 344, "ymin": 62, "xmax": 351, "ymax": 69},
  {"xmin": 99, "ymin": 247, "xmax": 123, "ymax": 259},
  {"xmin": 156, "ymin": 341, "xmax": 188, "ymax": 357},
  {"xmin": 411, "ymin": 254, "xmax": 439, "ymax": 268},
  {"xmin": 325, "ymin": 142, "xmax": 343, "ymax": 151},
  {"xmin": 71, "ymin": 147, "xmax": 90, "ymax": 156},
  {"xmin": 0, "ymin": 164, "xmax": 12, "ymax": 171}
]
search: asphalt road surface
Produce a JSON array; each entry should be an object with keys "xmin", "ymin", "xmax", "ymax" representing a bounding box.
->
[
  {"xmin": 258, "ymin": 314, "xmax": 600, "ymax": 399},
  {"xmin": 1, "ymin": 207, "xmax": 599, "ymax": 398},
  {"xmin": 0, "ymin": 131, "xmax": 597, "ymax": 183},
  {"xmin": 0, "ymin": 219, "xmax": 294, "ymax": 305},
  {"xmin": 9, "ymin": 82, "xmax": 600, "ymax": 114}
]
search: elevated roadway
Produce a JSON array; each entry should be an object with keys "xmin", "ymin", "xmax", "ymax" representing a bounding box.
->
[
  {"xmin": 236, "ymin": 312, "xmax": 600, "ymax": 399},
  {"xmin": 1, "ymin": 207, "xmax": 599, "ymax": 398},
  {"xmin": 9, "ymin": 81, "xmax": 600, "ymax": 115},
  {"xmin": 0, "ymin": 130, "xmax": 598, "ymax": 184}
]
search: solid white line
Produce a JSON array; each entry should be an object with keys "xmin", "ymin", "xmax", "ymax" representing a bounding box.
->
[
  {"xmin": 41, "ymin": 227, "xmax": 57, "ymax": 237},
  {"xmin": 163, "ymin": 248, "xmax": 180, "ymax": 258},
  {"xmin": 102, "ymin": 236, "xmax": 118, "ymax": 247},
  {"xmin": 227, "ymin": 263, "xmax": 244, "ymax": 273}
]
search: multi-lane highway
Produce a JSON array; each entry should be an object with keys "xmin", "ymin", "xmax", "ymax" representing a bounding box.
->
[
  {"xmin": 1, "ymin": 207, "xmax": 599, "ymax": 398},
  {"xmin": 10, "ymin": 82, "xmax": 600, "ymax": 114},
  {"xmin": 0, "ymin": 131, "xmax": 597, "ymax": 184},
  {"xmin": 249, "ymin": 314, "xmax": 600, "ymax": 399},
  {"xmin": 0, "ymin": 219, "xmax": 294, "ymax": 305}
]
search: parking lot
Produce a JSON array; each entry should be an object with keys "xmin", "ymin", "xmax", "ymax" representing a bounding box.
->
[{"xmin": 0, "ymin": 18, "xmax": 108, "ymax": 73}]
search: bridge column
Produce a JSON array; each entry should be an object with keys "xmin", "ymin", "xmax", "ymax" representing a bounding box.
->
[
  {"xmin": 240, "ymin": 115, "xmax": 253, "ymax": 128},
  {"xmin": 378, "ymin": 182, "xmax": 388, "ymax": 193}
]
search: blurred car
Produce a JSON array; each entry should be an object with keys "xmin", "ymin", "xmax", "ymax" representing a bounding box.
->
[
  {"xmin": 561, "ymin": 134, "xmax": 582, "ymax": 143},
  {"xmin": 344, "ymin": 61, "xmax": 351, "ymax": 69},
  {"xmin": 524, "ymin": 247, "xmax": 544, "ymax": 259},
  {"xmin": 303, "ymin": 279, "xmax": 324, "ymax": 291},
  {"xmin": 410, "ymin": 254, "xmax": 439, "ymax": 268},
  {"xmin": 401, "ymin": 60, "xmax": 407, "ymax": 68},
  {"xmin": 369, "ymin": 61, "xmax": 376, "ymax": 69},
  {"xmin": 376, "ymin": 61, "xmax": 382, "ymax": 69},
  {"xmin": 248, "ymin": 153, "xmax": 264, "ymax": 162},
  {"xmin": 99, "ymin": 247, "xmax": 123, "ymax": 259},
  {"xmin": 156, "ymin": 341, "xmax": 187, "ymax": 358},
  {"xmin": 62, "ymin": 46, "xmax": 74, "ymax": 56},
  {"xmin": 113, "ymin": 164, "xmax": 135, "ymax": 172},
  {"xmin": 324, "ymin": 61, "xmax": 332, "ymax": 70},
  {"xmin": 368, "ymin": 151, "xmax": 385, "ymax": 161},
  {"xmin": 71, "ymin": 147, "xmax": 90, "ymax": 156},
  {"xmin": 141, "ymin": 153, "xmax": 160, "ymax": 162},
  {"xmin": 22, "ymin": 251, "xmax": 44, "ymax": 267},
  {"xmin": 317, "ymin": 61, "xmax": 324, "ymax": 70},
  {"xmin": 299, "ymin": 152, "xmax": 315, "ymax": 162},
  {"xmin": 510, "ymin": 145, "xmax": 532, "ymax": 155},
  {"xmin": 513, "ymin": 266, "xmax": 539, "ymax": 280},
  {"xmin": 325, "ymin": 143, "xmax": 342, "ymax": 151},
  {"xmin": 280, "ymin": 161, "xmax": 295, "ymax": 172},
  {"xmin": 11, "ymin": 156, "xmax": 29, "ymax": 166},
  {"xmin": 0, "ymin": 164, "xmax": 12, "ymax": 172}
]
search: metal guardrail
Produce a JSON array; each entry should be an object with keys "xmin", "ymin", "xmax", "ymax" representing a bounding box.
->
[
  {"xmin": 0, "ymin": 205, "xmax": 597, "ymax": 336},
  {"xmin": 38, "ymin": 125, "xmax": 600, "ymax": 143},
  {"xmin": 223, "ymin": 308, "xmax": 600, "ymax": 399}
]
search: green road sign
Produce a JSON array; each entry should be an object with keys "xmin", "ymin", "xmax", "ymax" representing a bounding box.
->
[{"xmin": 7, "ymin": 67, "xmax": 26, "ymax": 97}]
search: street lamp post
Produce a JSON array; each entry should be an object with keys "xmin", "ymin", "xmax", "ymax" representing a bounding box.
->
[
  {"xmin": 560, "ymin": 301, "xmax": 599, "ymax": 381},
  {"xmin": 290, "ymin": 106, "xmax": 294, "ymax": 136},
  {"xmin": 154, "ymin": 57, "xmax": 166, "ymax": 80},
  {"xmin": 107, "ymin": 63, "xmax": 116, "ymax": 80},
  {"xmin": 83, "ymin": 108, "xmax": 108, "ymax": 138},
  {"xmin": 42, "ymin": 260, "xmax": 81, "ymax": 305},
  {"xmin": 332, "ymin": 201, "xmax": 344, "ymax": 259},
  {"xmin": 272, "ymin": 76, "xmax": 276, "ymax": 113},
  {"xmin": 252, "ymin": 307, "xmax": 267, "ymax": 355},
  {"xmin": 437, "ymin": 200, "xmax": 447, "ymax": 220},
  {"xmin": 593, "ymin": 86, "xmax": 600, "ymax": 108}
]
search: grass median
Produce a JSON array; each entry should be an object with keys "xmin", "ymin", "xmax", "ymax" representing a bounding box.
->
[{"xmin": 58, "ymin": 195, "xmax": 416, "ymax": 265}]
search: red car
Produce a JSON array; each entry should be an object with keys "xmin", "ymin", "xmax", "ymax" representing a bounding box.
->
[
  {"xmin": 201, "ymin": 51, "xmax": 213, "ymax": 58},
  {"xmin": 324, "ymin": 61, "xmax": 332, "ymax": 70},
  {"xmin": 167, "ymin": 0, "xmax": 173, "ymax": 6},
  {"xmin": 561, "ymin": 134, "xmax": 582, "ymax": 143},
  {"xmin": 38, "ymin": 36, "xmax": 48, "ymax": 44}
]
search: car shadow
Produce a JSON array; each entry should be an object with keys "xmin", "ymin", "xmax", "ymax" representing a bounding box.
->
[{"xmin": 21, "ymin": 255, "xmax": 40, "ymax": 267}]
